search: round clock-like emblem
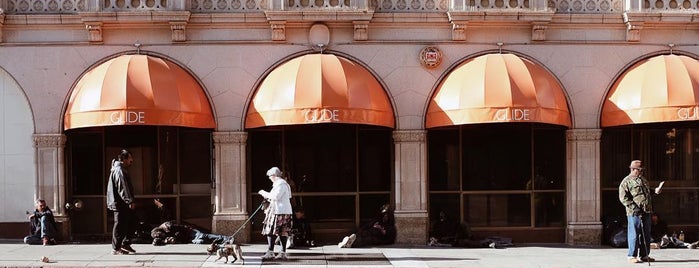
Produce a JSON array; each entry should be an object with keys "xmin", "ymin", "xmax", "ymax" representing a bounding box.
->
[{"xmin": 419, "ymin": 46, "xmax": 443, "ymax": 69}]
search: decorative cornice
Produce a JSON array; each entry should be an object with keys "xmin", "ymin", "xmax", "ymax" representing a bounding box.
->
[
  {"xmin": 393, "ymin": 130, "xmax": 426, "ymax": 142},
  {"xmin": 33, "ymin": 134, "xmax": 66, "ymax": 148},
  {"xmin": 566, "ymin": 129, "xmax": 602, "ymax": 141},
  {"xmin": 213, "ymin": 132, "xmax": 247, "ymax": 144}
]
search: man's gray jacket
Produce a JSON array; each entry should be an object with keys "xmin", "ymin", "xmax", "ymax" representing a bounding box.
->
[{"xmin": 107, "ymin": 159, "xmax": 134, "ymax": 211}]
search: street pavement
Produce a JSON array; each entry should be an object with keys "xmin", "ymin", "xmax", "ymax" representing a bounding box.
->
[{"xmin": 1, "ymin": 239, "xmax": 699, "ymax": 267}]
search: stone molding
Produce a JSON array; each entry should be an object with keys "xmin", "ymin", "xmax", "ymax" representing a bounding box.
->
[
  {"xmin": 392, "ymin": 130, "xmax": 426, "ymax": 143},
  {"xmin": 566, "ymin": 129, "xmax": 602, "ymax": 141},
  {"xmin": 33, "ymin": 134, "xmax": 66, "ymax": 148},
  {"xmin": 213, "ymin": 131, "xmax": 248, "ymax": 144}
]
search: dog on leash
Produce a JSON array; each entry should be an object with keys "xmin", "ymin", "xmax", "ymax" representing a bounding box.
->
[{"xmin": 207, "ymin": 240, "xmax": 244, "ymax": 264}]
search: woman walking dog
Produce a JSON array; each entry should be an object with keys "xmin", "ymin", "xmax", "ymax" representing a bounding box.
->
[{"xmin": 258, "ymin": 167, "xmax": 293, "ymax": 260}]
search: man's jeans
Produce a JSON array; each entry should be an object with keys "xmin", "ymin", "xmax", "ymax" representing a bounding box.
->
[
  {"xmin": 190, "ymin": 229, "xmax": 228, "ymax": 244},
  {"xmin": 24, "ymin": 215, "xmax": 56, "ymax": 245},
  {"xmin": 627, "ymin": 213, "xmax": 651, "ymax": 258}
]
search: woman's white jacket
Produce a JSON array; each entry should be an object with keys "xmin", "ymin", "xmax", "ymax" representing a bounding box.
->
[{"xmin": 259, "ymin": 179, "xmax": 293, "ymax": 215}]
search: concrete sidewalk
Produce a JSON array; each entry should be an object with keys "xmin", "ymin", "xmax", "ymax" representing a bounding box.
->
[{"xmin": 1, "ymin": 240, "xmax": 699, "ymax": 267}]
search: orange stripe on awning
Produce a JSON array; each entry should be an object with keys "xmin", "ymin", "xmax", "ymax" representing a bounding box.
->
[
  {"xmin": 426, "ymin": 53, "xmax": 571, "ymax": 128},
  {"xmin": 64, "ymin": 55, "xmax": 216, "ymax": 130},
  {"xmin": 245, "ymin": 54, "xmax": 395, "ymax": 129},
  {"xmin": 601, "ymin": 54, "xmax": 699, "ymax": 127}
]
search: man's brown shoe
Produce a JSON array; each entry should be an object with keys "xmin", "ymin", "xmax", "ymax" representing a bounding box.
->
[{"xmin": 641, "ymin": 257, "xmax": 655, "ymax": 262}]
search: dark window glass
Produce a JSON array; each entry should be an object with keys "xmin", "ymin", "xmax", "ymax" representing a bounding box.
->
[
  {"xmin": 249, "ymin": 130, "xmax": 282, "ymax": 192},
  {"xmin": 67, "ymin": 131, "xmax": 103, "ymax": 195},
  {"xmin": 428, "ymin": 129, "xmax": 460, "ymax": 191},
  {"xmin": 179, "ymin": 129, "xmax": 212, "ymax": 185},
  {"xmin": 358, "ymin": 129, "xmax": 392, "ymax": 191},
  {"xmin": 534, "ymin": 192, "xmax": 565, "ymax": 227},
  {"xmin": 285, "ymin": 124, "xmax": 357, "ymax": 192},
  {"xmin": 532, "ymin": 127, "xmax": 566, "ymax": 190},
  {"xmin": 462, "ymin": 124, "xmax": 531, "ymax": 191},
  {"xmin": 428, "ymin": 123, "xmax": 566, "ymax": 229},
  {"xmin": 464, "ymin": 193, "xmax": 530, "ymax": 227}
]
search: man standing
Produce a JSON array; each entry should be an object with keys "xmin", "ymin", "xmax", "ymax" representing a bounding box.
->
[
  {"xmin": 24, "ymin": 199, "xmax": 58, "ymax": 245},
  {"xmin": 619, "ymin": 160, "xmax": 654, "ymax": 264},
  {"xmin": 107, "ymin": 149, "xmax": 137, "ymax": 255}
]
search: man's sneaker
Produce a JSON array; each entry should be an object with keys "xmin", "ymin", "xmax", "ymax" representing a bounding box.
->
[
  {"xmin": 689, "ymin": 242, "xmax": 698, "ymax": 249},
  {"xmin": 261, "ymin": 250, "xmax": 275, "ymax": 260},
  {"xmin": 338, "ymin": 236, "xmax": 350, "ymax": 248},
  {"xmin": 641, "ymin": 256, "xmax": 655, "ymax": 262},
  {"xmin": 345, "ymin": 234, "xmax": 357, "ymax": 248},
  {"xmin": 121, "ymin": 245, "xmax": 136, "ymax": 253},
  {"xmin": 275, "ymin": 252, "xmax": 288, "ymax": 260},
  {"xmin": 627, "ymin": 257, "xmax": 641, "ymax": 263},
  {"xmin": 112, "ymin": 249, "xmax": 129, "ymax": 255}
]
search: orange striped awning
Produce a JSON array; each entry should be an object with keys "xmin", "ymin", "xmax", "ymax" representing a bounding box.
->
[
  {"xmin": 601, "ymin": 54, "xmax": 699, "ymax": 127},
  {"xmin": 245, "ymin": 54, "xmax": 395, "ymax": 129},
  {"xmin": 64, "ymin": 54, "xmax": 215, "ymax": 130},
  {"xmin": 426, "ymin": 53, "xmax": 571, "ymax": 128}
]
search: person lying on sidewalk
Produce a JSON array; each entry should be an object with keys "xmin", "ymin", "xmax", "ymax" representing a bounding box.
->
[
  {"xmin": 338, "ymin": 204, "xmax": 396, "ymax": 248},
  {"xmin": 150, "ymin": 221, "xmax": 230, "ymax": 246}
]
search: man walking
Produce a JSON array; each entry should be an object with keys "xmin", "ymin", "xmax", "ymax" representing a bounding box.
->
[
  {"xmin": 107, "ymin": 149, "xmax": 137, "ymax": 255},
  {"xmin": 619, "ymin": 160, "xmax": 654, "ymax": 264}
]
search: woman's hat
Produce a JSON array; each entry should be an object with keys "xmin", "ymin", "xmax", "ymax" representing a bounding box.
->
[{"xmin": 266, "ymin": 167, "xmax": 282, "ymax": 177}]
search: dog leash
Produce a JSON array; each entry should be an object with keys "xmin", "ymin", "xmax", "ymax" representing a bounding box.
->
[{"xmin": 230, "ymin": 201, "xmax": 267, "ymax": 238}]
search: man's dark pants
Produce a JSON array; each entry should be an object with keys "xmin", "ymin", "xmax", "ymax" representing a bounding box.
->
[{"xmin": 112, "ymin": 207, "xmax": 136, "ymax": 250}]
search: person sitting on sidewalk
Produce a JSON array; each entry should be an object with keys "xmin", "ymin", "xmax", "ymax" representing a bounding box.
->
[
  {"xmin": 428, "ymin": 210, "xmax": 462, "ymax": 247},
  {"xmin": 338, "ymin": 204, "xmax": 396, "ymax": 248},
  {"xmin": 151, "ymin": 221, "xmax": 229, "ymax": 246},
  {"xmin": 289, "ymin": 207, "xmax": 315, "ymax": 248},
  {"xmin": 24, "ymin": 199, "xmax": 58, "ymax": 246}
]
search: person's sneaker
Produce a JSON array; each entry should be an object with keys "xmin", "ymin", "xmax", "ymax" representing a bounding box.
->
[
  {"xmin": 275, "ymin": 252, "xmax": 288, "ymax": 260},
  {"xmin": 689, "ymin": 242, "xmax": 699, "ymax": 249},
  {"xmin": 641, "ymin": 256, "xmax": 655, "ymax": 262},
  {"xmin": 261, "ymin": 250, "xmax": 275, "ymax": 260},
  {"xmin": 121, "ymin": 244, "xmax": 136, "ymax": 253},
  {"xmin": 345, "ymin": 234, "xmax": 357, "ymax": 248},
  {"xmin": 112, "ymin": 249, "xmax": 129, "ymax": 255},
  {"xmin": 628, "ymin": 257, "xmax": 641, "ymax": 263},
  {"xmin": 338, "ymin": 236, "xmax": 350, "ymax": 248}
]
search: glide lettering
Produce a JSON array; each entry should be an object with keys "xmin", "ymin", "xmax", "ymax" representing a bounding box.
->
[
  {"xmin": 495, "ymin": 108, "xmax": 530, "ymax": 121},
  {"xmin": 304, "ymin": 109, "xmax": 339, "ymax": 123},
  {"xmin": 678, "ymin": 107, "xmax": 699, "ymax": 120},
  {"xmin": 110, "ymin": 111, "xmax": 146, "ymax": 124}
]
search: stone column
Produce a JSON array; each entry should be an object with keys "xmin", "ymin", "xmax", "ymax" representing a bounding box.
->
[
  {"xmin": 393, "ymin": 130, "xmax": 428, "ymax": 245},
  {"xmin": 212, "ymin": 132, "xmax": 250, "ymax": 242},
  {"xmin": 566, "ymin": 129, "xmax": 602, "ymax": 245},
  {"xmin": 32, "ymin": 134, "xmax": 68, "ymax": 239}
]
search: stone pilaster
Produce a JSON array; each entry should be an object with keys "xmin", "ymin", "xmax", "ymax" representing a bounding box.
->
[
  {"xmin": 566, "ymin": 129, "xmax": 603, "ymax": 245},
  {"xmin": 393, "ymin": 130, "xmax": 428, "ymax": 245},
  {"xmin": 212, "ymin": 132, "xmax": 251, "ymax": 242},
  {"xmin": 32, "ymin": 134, "xmax": 68, "ymax": 237}
]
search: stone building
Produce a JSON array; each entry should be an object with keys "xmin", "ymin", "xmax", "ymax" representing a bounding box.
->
[{"xmin": 0, "ymin": 0, "xmax": 697, "ymax": 245}]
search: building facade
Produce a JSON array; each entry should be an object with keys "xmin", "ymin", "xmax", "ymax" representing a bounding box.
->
[{"xmin": 0, "ymin": 0, "xmax": 698, "ymax": 245}]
